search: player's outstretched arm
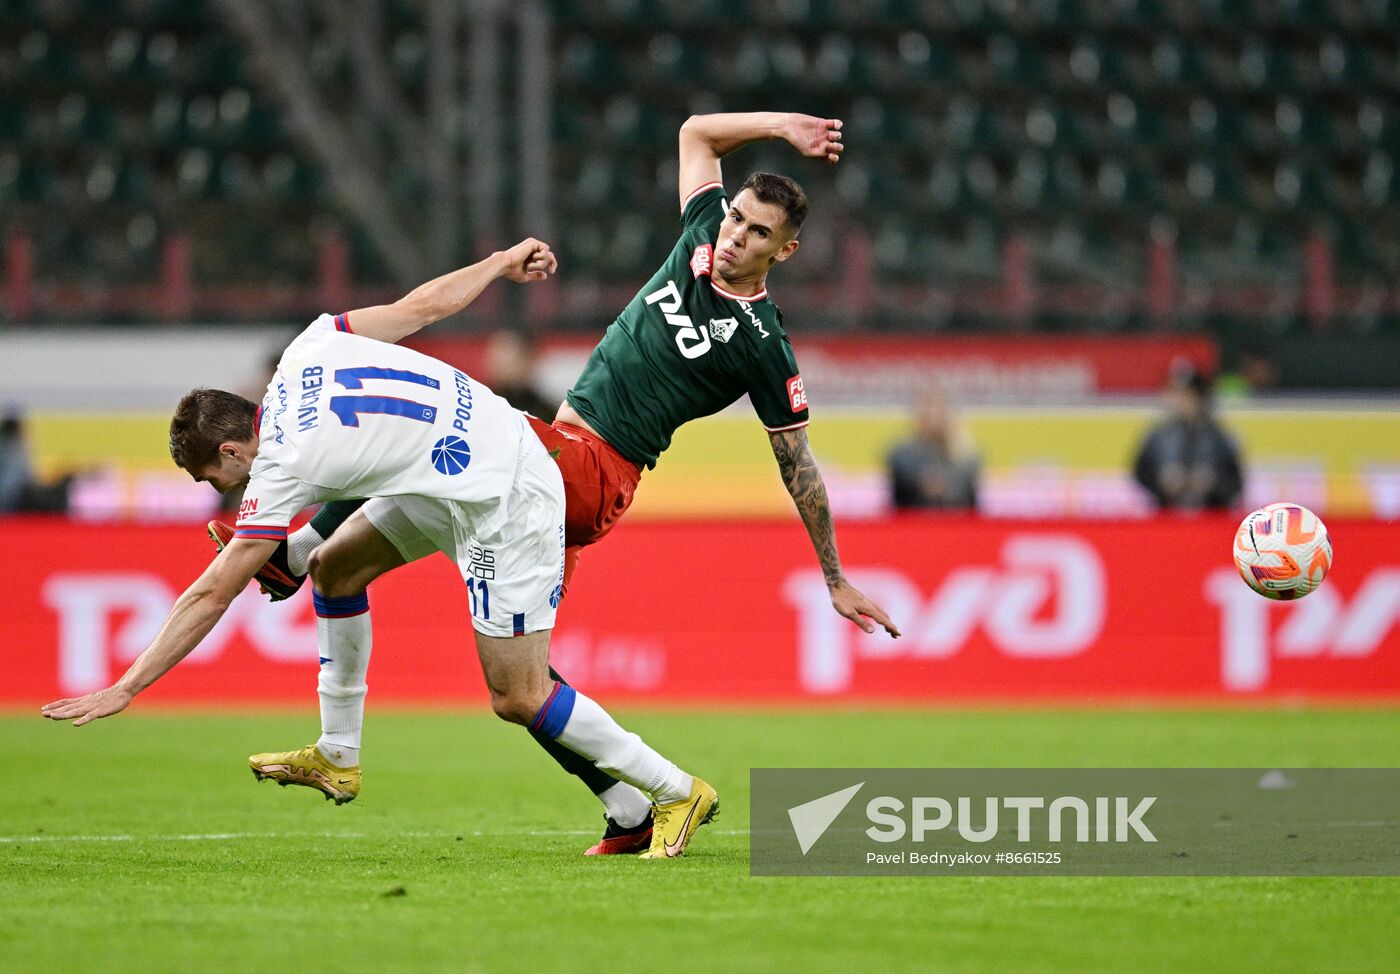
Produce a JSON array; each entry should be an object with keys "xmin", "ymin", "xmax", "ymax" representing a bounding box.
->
[
  {"xmin": 339, "ymin": 237, "xmax": 558, "ymax": 345},
  {"xmin": 677, "ymin": 112, "xmax": 843, "ymax": 209},
  {"xmin": 768, "ymin": 427, "xmax": 901, "ymax": 638},
  {"xmin": 41, "ymin": 538, "xmax": 278, "ymax": 726}
]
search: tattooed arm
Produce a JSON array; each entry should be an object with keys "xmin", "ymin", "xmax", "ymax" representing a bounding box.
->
[{"xmin": 769, "ymin": 427, "xmax": 901, "ymax": 637}]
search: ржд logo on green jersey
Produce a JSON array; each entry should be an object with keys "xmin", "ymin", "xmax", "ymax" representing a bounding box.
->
[{"xmin": 644, "ymin": 279, "xmax": 711, "ymax": 359}]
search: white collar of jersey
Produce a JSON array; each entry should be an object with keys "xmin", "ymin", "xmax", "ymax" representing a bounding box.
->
[{"xmin": 710, "ymin": 278, "xmax": 767, "ymax": 302}]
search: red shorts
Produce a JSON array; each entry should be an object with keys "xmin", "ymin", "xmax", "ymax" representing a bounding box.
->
[{"xmin": 526, "ymin": 415, "xmax": 641, "ymax": 591}]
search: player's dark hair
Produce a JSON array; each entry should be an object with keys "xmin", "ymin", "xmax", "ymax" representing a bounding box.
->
[
  {"xmin": 168, "ymin": 388, "xmax": 258, "ymax": 469},
  {"xmin": 740, "ymin": 171, "xmax": 809, "ymax": 235}
]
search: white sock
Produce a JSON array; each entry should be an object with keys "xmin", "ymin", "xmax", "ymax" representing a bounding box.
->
[
  {"xmin": 544, "ymin": 688, "xmax": 693, "ymax": 804},
  {"xmin": 287, "ymin": 523, "xmax": 324, "ymax": 577},
  {"xmin": 313, "ymin": 593, "xmax": 371, "ymax": 767},
  {"xmin": 598, "ymin": 782, "xmax": 653, "ymax": 828}
]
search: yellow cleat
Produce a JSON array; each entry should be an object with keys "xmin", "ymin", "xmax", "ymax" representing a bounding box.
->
[
  {"xmin": 249, "ymin": 744, "xmax": 360, "ymax": 805},
  {"xmin": 639, "ymin": 777, "xmax": 718, "ymax": 859}
]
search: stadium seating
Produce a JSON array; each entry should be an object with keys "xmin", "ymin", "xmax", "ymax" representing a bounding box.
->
[{"xmin": 0, "ymin": 0, "xmax": 1396, "ymax": 328}]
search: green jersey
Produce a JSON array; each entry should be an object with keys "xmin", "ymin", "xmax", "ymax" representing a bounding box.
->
[{"xmin": 566, "ymin": 182, "xmax": 810, "ymax": 469}]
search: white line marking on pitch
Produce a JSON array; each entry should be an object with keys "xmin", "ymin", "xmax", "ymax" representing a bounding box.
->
[
  {"xmin": 0, "ymin": 828, "xmax": 749, "ymax": 844},
  {"xmin": 0, "ymin": 831, "xmax": 365, "ymax": 844}
]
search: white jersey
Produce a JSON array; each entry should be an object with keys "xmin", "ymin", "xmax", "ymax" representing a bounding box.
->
[{"xmin": 234, "ymin": 313, "xmax": 529, "ymax": 543}]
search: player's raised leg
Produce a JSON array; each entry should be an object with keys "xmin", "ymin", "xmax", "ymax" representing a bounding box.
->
[
  {"xmin": 289, "ymin": 499, "xmax": 366, "ymax": 575},
  {"xmin": 206, "ymin": 500, "xmax": 366, "ymax": 600}
]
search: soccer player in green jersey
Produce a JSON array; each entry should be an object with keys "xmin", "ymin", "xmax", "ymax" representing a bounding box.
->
[{"xmin": 219, "ymin": 113, "xmax": 900, "ymax": 855}]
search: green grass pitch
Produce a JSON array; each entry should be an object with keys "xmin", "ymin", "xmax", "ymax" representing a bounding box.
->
[{"xmin": 2, "ymin": 708, "xmax": 1397, "ymax": 973}]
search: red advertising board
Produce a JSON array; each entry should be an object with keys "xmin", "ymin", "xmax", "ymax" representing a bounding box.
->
[
  {"xmin": 3, "ymin": 516, "xmax": 1397, "ymax": 707},
  {"xmin": 409, "ymin": 335, "xmax": 1218, "ymax": 403}
]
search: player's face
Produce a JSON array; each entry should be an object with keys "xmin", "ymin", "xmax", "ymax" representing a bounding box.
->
[
  {"xmin": 714, "ymin": 190, "xmax": 800, "ymax": 282},
  {"xmin": 187, "ymin": 442, "xmax": 256, "ymax": 493}
]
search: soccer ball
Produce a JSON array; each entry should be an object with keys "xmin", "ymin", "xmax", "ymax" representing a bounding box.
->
[{"xmin": 1232, "ymin": 503, "xmax": 1333, "ymax": 600}]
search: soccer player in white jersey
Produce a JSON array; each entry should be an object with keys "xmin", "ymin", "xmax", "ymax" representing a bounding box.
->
[{"xmin": 42, "ymin": 238, "xmax": 719, "ymax": 859}]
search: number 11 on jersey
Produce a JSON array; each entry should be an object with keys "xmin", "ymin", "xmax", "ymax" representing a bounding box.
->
[
  {"xmin": 466, "ymin": 577, "xmax": 491, "ymax": 620},
  {"xmin": 328, "ymin": 366, "xmax": 440, "ymax": 428}
]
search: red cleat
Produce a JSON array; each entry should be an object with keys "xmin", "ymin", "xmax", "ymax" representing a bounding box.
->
[
  {"xmin": 207, "ymin": 520, "xmax": 306, "ymax": 601},
  {"xmin": 584, "ymin": 814, "xmax": 654, "ymax": 856}
]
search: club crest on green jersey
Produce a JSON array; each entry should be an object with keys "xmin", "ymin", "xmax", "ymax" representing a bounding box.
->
[{"xmin": 709, "ymin": 317, "xmax": 739, "ymax": 342}]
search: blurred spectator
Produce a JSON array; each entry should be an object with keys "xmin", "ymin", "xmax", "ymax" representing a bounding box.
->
[
  {"xmin": 0, "ymin": 411, "xmax": 33, "ymax": 512},
  {"xmin": 1217, "ymin": 346, "xmax": 1281, "ymax": 401},
  {"xmin": 241, "ymin": 350, "xmax": 283, "ymax": 404},
  {"xmin": 1132, "ymin": 365, "xmax": 1243, "ymax": 510},
  {"xmin": 484, "ymin": 330, "xmax": 556, "ymax": 419},
  {"xmin": 887, "ymin": 390, "xmax": 980, "ymax": 510},
  {"xmin": 0, "ymin": 408, "xmax": 71, "ymax": 514}
]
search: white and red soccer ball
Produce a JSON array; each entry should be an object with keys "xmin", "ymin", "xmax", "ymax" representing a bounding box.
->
[{"xmin": 1233, "ymin": 503, "xmax": 1333, "ymax": 600}]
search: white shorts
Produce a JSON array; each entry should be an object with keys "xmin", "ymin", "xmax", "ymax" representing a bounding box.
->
[{"xmin": 361, "ymin": 433, "xmax": 565, "ymax": 638}]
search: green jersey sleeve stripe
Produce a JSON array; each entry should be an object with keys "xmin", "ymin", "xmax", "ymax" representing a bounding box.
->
[{"xmin": 681, "ymin": 180, "xmax": 724, "ymax": 213}]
